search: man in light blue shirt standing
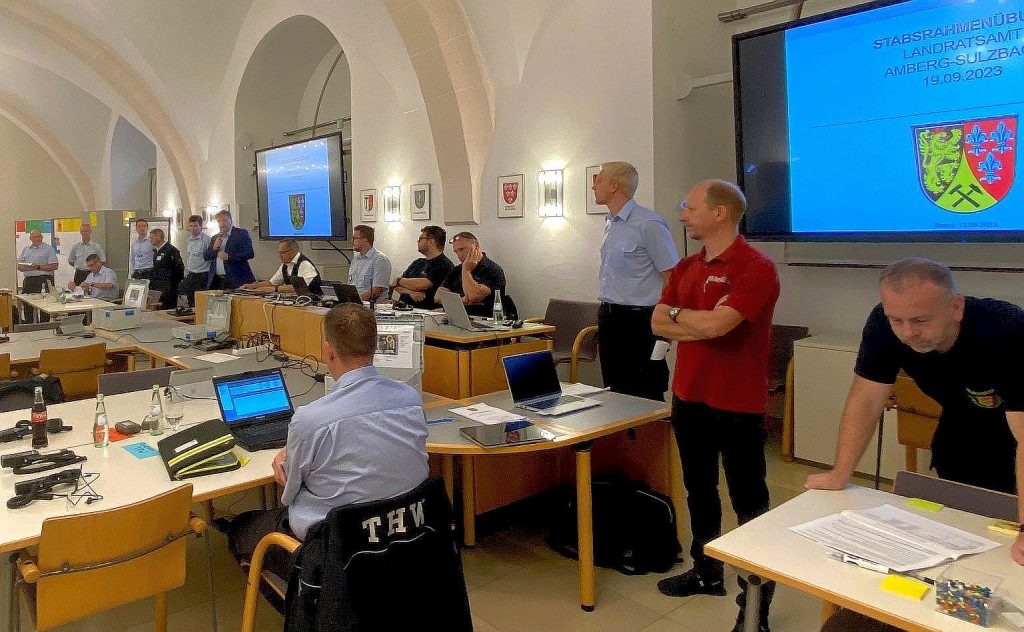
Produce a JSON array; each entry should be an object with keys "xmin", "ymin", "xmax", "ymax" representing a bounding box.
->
[
  {"xmin": 129, "ymin": 218, "xmax": 154, "ymax": 279},
  {"xmin": 594, "ymin": 161, "xmax": 679, "ymax": 401},
  {"xmin": 67, "ymin": 254, "xmax": 119, "ymax": 300},
  {"xmin": 178, "ymin": 214, "xmax": 211, "ymax": 307},
  {"xmin": 17, "ymin": 230, "xmax": 59, "ymax": 294},
  {"xmin": 225, "ymin": 303, "xmax": 428, "ymax": 591},
  {"xmin": 348, "ymin": 224, "xmax": 392, "ymax": 302}
]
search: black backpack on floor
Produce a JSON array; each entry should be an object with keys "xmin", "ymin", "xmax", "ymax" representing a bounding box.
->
[{"xmin": 548, "ymin": 476, "xmax": 682, "ymax": 575}]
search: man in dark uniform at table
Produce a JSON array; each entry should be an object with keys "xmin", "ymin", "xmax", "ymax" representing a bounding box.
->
[{"xmin": 806, "ymin": 257, "xmax": 1024, "ymax": 564}]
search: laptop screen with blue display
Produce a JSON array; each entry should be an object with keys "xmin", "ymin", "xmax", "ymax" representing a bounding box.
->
[{"xmin": 214, "ymin": 369, "xmax": 293, "ymax": 424}]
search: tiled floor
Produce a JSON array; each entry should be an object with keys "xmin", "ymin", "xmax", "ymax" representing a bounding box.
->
[{"xmin": 13, "ymin": 440, "xmax": 855, "ymax": 632}]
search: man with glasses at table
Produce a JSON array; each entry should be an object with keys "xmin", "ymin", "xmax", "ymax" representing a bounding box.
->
[
  {"xmin": 242, "ymin": 239, "xmax": 323, "ymax": 294},
  {"xmin": 347, "ymin": 224, "xmax": 392, "ymax": 302}
]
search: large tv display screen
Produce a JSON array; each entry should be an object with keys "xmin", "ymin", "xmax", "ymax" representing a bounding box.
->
[
  {"xmin": 255, "ymin": 133, "xmax": 347, "ymax": 240},
  {"xmin": 734, "ymin": 0, "xmax": 1024, "ymax": 241}
]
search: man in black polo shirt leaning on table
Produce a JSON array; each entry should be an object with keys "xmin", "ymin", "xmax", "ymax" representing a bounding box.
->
[{"xmin": 806, "ymin": 257, "xmax": 1024, "ymax": 563}]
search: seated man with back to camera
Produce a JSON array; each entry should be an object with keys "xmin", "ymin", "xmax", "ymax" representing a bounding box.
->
[
  {"xmin": 241, "ymin": 239, "xmax": 323, "ymax": 294},
  {"xmin": 390, "ymin": 225, "xmax": 454, "ymax": 308},
  {"xmin": 439, "ymin": 231, "xmax": 506, "ymax": 317},
  {"xmin": 224, "ymin": 304, "xmax": 428, "ymax": 602},
  {"xmin": 66, "ymin": 254, "xmax": 119, "ymax": 300}
]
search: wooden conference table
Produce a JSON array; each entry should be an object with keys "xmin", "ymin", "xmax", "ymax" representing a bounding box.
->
[
  {"xmin": 14, "ymin": 293, "xmax": 116, "ymax": 323},
  {"xmin": 194, "ymin": 290, "xmax": 555, "ymax": 400},
  {"xmin": 705, "ymin": 486, "xmax": 1024, "ymax": 632},
  {"xmin": 0, "ymin": 386, "xmax": 673, "ymax": 614}
]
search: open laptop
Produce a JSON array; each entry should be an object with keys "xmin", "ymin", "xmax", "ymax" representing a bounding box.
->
[
  {"xmin": 502, "ymin": 350, "xmax": 601, "ymax": 416},
  {"xmin": 169, "ymin": 367, "xmax": 215, "ymax": 399},
  {"xmin": 290, "ymin": 277, "xmax": 311, "ymax": 296},
  {"xmin": 438, "ymin": 290, "xmax": 508, "ymax": 331},
  {"xmin": 55, "ymin": 315, "xmax": 87, "ymax": 336},
  {"xmin": 212, "ymin": 368, "xmax": 294, "ymax": 450},
  {"xmin": 321, "ymin": 282, "xmax": 363, "ymax": 305}
]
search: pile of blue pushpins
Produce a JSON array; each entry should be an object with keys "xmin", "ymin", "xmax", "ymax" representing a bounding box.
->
[{"xmin": 937, "ymin": 579, "xmax": 994, "ymax": 626}]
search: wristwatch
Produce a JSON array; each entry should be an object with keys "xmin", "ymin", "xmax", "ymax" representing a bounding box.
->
[{"xmin": 668, "ymin": 307, "xmax": 681, "ymax": 323}]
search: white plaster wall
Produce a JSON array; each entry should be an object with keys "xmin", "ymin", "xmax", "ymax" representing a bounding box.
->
[
  {"xmin": 376, "ymin": 0, "xmax": 656, "ymax": 318},
  {"xmin": 109, "ymin": 116, "xmax": 156, "ymax": 213},
  {"xmin": 654, "ymin": 0, "xmax": 1024, "ymax": 337},
  {"xmin": 0, "ymin": 116, "xmax": 81, "ymax": 290}
]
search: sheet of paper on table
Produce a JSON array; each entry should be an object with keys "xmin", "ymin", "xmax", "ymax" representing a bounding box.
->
[
  {"xmin": 790, "ymin": 504, "xmax": 1000, "ymax": 572},
  {"xmin": 450, "ymin": 403, "xmax": 528, "ymax": 426},
  {"xmin": 193, "ymin": 352, "xmax": 238, "ymax": 363},
  {"xmin": 560, "ymin": 382, "xmax": 605, "ymax": 397}
]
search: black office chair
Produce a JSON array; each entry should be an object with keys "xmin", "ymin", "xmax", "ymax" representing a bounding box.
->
[{"xmin": 241, "ymin": 477, "xmax": 473, "ymax": 631}]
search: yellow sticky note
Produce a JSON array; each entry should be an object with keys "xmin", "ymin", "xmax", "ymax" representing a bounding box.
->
[
  {"xmin": 880, "ymin": 575, "xmax": 930, "ymax": 600},
  {"xmin": 907, "ymin": 498, "xmax": 944, "ymax": 512},
  {"xmin": 238, "ymin": 455, "xmax": 251, "ymax": 468},
  {"xmin": 988, "ymin": 520, "xmax": 1019, "ymax": 536}
]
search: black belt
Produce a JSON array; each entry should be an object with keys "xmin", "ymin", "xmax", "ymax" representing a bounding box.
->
[{"xmin": 601, "ymin": 302, "xmax": 655, "ymax": 313}]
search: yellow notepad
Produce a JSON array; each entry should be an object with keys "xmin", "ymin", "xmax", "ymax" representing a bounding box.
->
[
  {"xmin": 907, "ymin": 498, "xmax": 944, "ymax": 512},
  {"xmin": 880, "ymin": 575, "xmax": 930, "ymax": 600}
]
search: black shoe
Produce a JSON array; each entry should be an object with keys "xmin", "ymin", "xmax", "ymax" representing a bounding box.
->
[{"xmin": 657, "ymin": 568, "xmax": 726, "ymax": 597}]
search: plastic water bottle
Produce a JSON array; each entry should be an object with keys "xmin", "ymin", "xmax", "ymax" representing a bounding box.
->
[
  {"xmin": 148, "ymin": 385, "xmax": 164, "ymax": 436},
  {"xmin": 93, "ymin": 393, "xmax": 109, "ymax": 447},
  {"xmin": 492, "ymin": 289, "xmax": 504, "ymax": 323}
]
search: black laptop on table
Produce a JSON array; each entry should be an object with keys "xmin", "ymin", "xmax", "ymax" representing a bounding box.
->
[
  {"xmin": 212, "ymin": 368, "xmax": 294, "ymax": 450},
  {"xmin": 502, "ymin": 350, "xmax": 601, "ymax": 416}
]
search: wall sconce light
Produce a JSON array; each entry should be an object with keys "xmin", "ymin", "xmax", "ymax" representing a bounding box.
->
[
  {"xmin": 383, "ymin": 186, "xmax": 401, "ymax": 222},
  {"xmin": 162, "ymin": 209, "xmax": 173, "ymax": 218},
  {"xmin": 538, "ymin": 169, "xmax": 564, "ymax": 217}
]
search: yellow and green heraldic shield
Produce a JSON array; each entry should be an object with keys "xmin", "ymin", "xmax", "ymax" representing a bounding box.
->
[
  {"xmin": 913, "ymin": 115, "xmax": 1016, "ymax": 213},
  {"xmin": 289, "ymin": 193, "xmax": 306, "ymax": 230}
]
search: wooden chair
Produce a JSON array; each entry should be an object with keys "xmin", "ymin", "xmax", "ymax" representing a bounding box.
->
[
  {"xmin": 31, "ymin": 343, "xmax": 109, "ymax": 400},
  {"xmin": 240, "ymin": 533, "xmax": 301, "ymax": 632},
  {"xmin": 0, "ymin": 291, "xmax": 12, "ymax": 331},
  {"xmin": 892, "ymin": 372, "xmax": 940, "ymax": 473},
  {"xmin": 0, "ymin": 353, "xmax": 16, "ymax": 380},
  {"xmin": 8, "ymin": 485, "xmax": 206, "ymax": 632},
  {"xmin": 524, "ymin": 298, "xmax": 600, "ymax": 383}
]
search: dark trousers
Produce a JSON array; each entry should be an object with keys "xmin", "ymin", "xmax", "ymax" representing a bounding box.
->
[
  {"xmin": 73, "ymin": 269, "xmax": 89, "ymax": 285},
  {"xmin": 673, "ymin": 398, "xmax": 771, "ymax": 571},
  {"xmin": 178, "ymin": 272, "xmax": 210, "ymax": 307},
  {"xmin": 210, "ymin": 274, "xmax": 232, "ymax": 290},
  {"xmin": 22, "ymin": 275, "xmax": 54, "ymax": 294},
  {"xmin": 226, "ymin": 507, "xmax": 297, "ymax": 612},
  {"xmin": 597, "ymin": 303, "xmax": 668, "ymax": 401}
]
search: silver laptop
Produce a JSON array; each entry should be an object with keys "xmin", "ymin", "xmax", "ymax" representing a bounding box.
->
[
  {"xmin": 502, "ymin": 350, "xmax": 601, "ymax": 416},
  {"xmin": 438, "ymin": 289, "xmax": 508, "ymax": 331},
  {"xmin": 169, "ymin": 367, "xmax": 215, "ymax": 399},
  {"xmin": 55, "ymin": 315, "xmax": 87, "ymax": 336}
]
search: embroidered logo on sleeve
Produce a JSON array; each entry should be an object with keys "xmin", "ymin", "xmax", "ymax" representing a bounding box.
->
[{"xmin": 966, "ymin": 387, "xmax": 1003, "ymax": 409}]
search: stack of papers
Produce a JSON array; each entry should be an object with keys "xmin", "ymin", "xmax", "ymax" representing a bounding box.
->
[
  {"xmin": 450, "ymin": 403, "xmax": 527, "ymax": 426},
  {"xmin": 560, "ymin": 382, "xmax": 606, "ymax": 397},
  {"xmin": 790, "ymin": 504, "xmax": 1000, "ymax": 572}
]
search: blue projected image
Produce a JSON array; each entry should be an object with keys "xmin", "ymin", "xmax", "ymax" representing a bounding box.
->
[
  {"xmin": 262, "ymin": 139, "xmax": 334, "ymax": 237},
  {"xmin": 785, "ymin": 0, "xmax": 1023, "ymax": 234}
]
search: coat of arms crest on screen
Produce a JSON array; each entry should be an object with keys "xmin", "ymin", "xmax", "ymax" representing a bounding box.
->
[
  {"xmin": 288, "ymin": 193, "xmax": 306, "ymax": 229},
  {"xmin": 913, "ymin": 115, "xmax": 1016, "ymax": 213}
]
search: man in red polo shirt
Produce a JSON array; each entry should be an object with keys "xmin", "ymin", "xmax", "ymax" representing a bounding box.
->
[{"xmin": 653, "ymin": 180, "xmax": 780, "ymax": 632}]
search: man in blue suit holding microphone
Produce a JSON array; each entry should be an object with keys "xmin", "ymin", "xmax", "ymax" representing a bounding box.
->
[{"xmin": 205, "ymin": 210, "xmax": 255, "ymax": 290}]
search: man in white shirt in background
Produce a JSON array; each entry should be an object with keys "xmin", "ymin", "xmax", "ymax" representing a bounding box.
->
[
  {"xmin": 17, "ymin": 229, "xmax": 59, "ymax": 294},
  {"xmin": 67, "ymin": 254, "xmax": 119, "ymax": 300},
  {"xmin": 242, "ymin": 239, "xmax": 323, "ymax": 294},
  {"xmin": 348, "ymin": 224, "xmax": 391, "ymax": 302}
]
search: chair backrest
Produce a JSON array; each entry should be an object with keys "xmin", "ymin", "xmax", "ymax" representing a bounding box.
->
[
  {"xmin": 543, "ymin": 299, "xmax": 600, "ymax": 357},
  {"xmin": 893, "ymin": 373, "xmax": 941, "ymax": 418},
  {"xmin": 0, "ymin": 291, "xmax": 12, "ymax": 329},
  {"xmin": 14, "ymin": 321, "xmax": 60, "ymax": 333},
  {"xmin": 38, "ymin": 342, "xmax": 107, "ymax": 400},
  {"xmin": 892, "ymin": 470, "xmax": 1016, "ymax": 521},
  {"xmin": 0, "ymin": 353, "xmax": 10, "ymax": 381},
  {"xmin": 98, "ymin": 366, "xmax": 175, "ymax": 396},
  {"xmin": 0, "ymin": 375, "xmax": 65, "ymax": 412},
  {"xmin": 767, "ymin": 324, "xmax": 810, "ymax": 390},
  {"xmin": 286, "ymin": 476, "xmax": 472, "ymax": 631},
  {"xmin": 34, "ymin": 484, "xmax": 194, "ymax": 630}
]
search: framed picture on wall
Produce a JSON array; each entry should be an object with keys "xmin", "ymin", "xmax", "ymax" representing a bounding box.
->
[
  {"xmin": 585, "ymin": 165, "xmax": 604, "ymax": 214},
  {"xmin": 411, "ymin": 184, "xmax": 431, "ymax": 220},
  {"xmin": 497, "ymin": 174, "xmax": 524, "ymax": 218},
  {"xmin": 360, "ymin": 189, "xmax": 377, "ymax": 222}
]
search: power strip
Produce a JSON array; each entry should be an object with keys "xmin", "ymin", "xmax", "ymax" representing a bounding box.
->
[{"xmin": 231, "ymin": 345, "xmax": 262, "ymax": 356}]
